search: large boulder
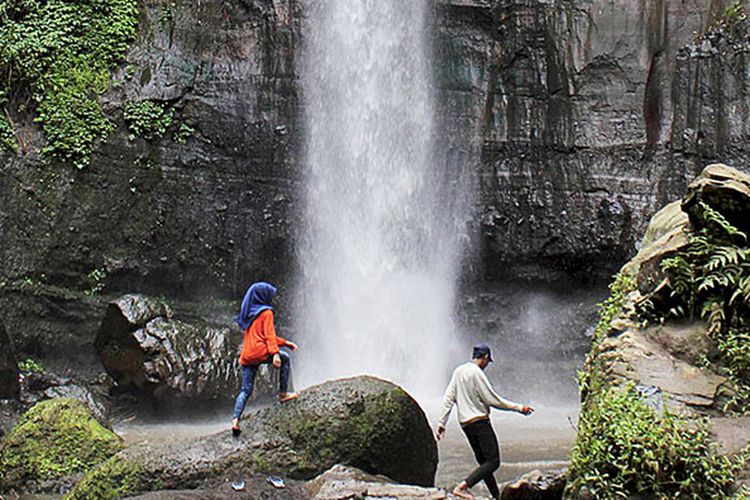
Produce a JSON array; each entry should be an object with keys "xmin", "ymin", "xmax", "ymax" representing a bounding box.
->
[
  {"xmin": 20, "ymin": 370, "xmax": 110, "ymax": 426},
  {"xmin": 66, "ymin": 376, "xmax": 438, "ymax": 499},
  {"xmin": 0, "ymin": 318, "xmax": 19, "ymax": 400},
  {"xmin": 0, "ymin": 398, "xmax": 122, "ymax": 494},
  {"xmin": 683, "ymin": 163, "xmax": 750, "ymax": 235},
  {"xmin": 95, "ymin": 294, "xmax": 244, "ymax": 403},
  {"xmin": 620, "ymin": 200, "xmax": 689, "ymax": 294}
]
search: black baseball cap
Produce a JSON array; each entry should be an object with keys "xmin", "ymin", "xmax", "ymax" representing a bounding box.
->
[{"xmin": 472, "ymin": 343, "xmax": 494, "ymax": 362}]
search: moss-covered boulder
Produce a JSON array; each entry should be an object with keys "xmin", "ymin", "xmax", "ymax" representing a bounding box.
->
[
  {"xmin": 66, "ymin": 376, "xmax": 437, "ymax": 499},
  {"xmin": 0, "ymin": 398, "xmax": 123, "ymax": 493}
]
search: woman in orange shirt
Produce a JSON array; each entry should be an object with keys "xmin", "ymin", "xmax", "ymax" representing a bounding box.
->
[{"xmin": 231, "ymin": 281, "xmax": 298, "ymax": 434}]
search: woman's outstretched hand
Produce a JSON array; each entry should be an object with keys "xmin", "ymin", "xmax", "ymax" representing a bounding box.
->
[{"xmin": 286, "ymin": 341, "xmax": 298, "ymax": 351}]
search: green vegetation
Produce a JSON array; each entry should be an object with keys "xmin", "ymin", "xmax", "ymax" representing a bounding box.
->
[
  {"xmin": 173, "ymin": 122, "xmax": 195, "ymax": 144},
  {"xmin": 18, "ymin": 357, "xmax": 43, "ymax": 374},
  {"xmin": 0, "ymin": 0, "xmax": 138, "ymax": 168},
  {"xmin": 661, "ymin": 202, "xmax": 750, "ymax": 411},
  {"xmin": 0, "ymin": 116, "xmax": 16, "ymax": 152},
  {"xmin": 0, "ymin": 398, "xmax": 122, "ymax": 489},
  {"xmin": 577, "ymin": 273, "xmax": 635, "ymax": 401},
  {"xmin": 719, "ymin": 3, "xmax": 749, "ymax": 38},
  {"xmin": 158, "ymin": 3, "xmax": 175, "ymax": 33},
  {"xmin": 0, "ymin": 90, "xmax": 17, "ymax": 152},
  {"xmin": 124, "ymin": 100, "xmax": 174, "ymax": 140},
  {"xmin": 701, "ymin": 2, "xmax": 750, "ymax": 41},
  {"xmin": 568, "ymin": 385, "xmax": 745, "ymax": 499},
  {"xmin": 85, "ymin": 267, "xmax": 107, "ymax": 296}
]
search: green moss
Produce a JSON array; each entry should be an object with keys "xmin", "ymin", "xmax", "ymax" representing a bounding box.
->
[
  {"xmin": 124, "ymin": 100, "xmax": 174, "ymax": 140},
  {"xmin": 64, "ymin": 455, "xmax": 142, "ymax": 500},
  {"xmin": 271, "ymin": 388, "xmax": 412, "ymax": 479},
  {"xmin": 0, "ymin": 0, "xmax": 138, "ymax": 168},
  {"xmin": 567, "ymin": 385, "xmax": 745, "ymax": 500},
  {"xmin": 0, "ymin": 398, "xmax": 122, "ymax": 489}
]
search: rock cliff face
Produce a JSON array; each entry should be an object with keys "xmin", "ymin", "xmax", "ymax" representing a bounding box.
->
[
  {"xmin": 0, "ymin": 0, "xmax": 300, "ymax": 302},
  {"xmin": 436, "ymin": 0, "xmax": 750, "ymax": 281},
  {"xmin": 2, "ymin": 0, "xmax": 750, "ymax": 354}
]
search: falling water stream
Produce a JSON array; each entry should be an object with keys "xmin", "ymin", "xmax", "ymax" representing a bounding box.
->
[{"xmin": 294, "ymin": 0, "xmax": 465, "ymax": 400}]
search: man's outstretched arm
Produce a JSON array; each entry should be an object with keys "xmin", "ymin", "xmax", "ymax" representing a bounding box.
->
[{"xmin": 477, "ymin": 370, "xmax": 534, "ymax": 415}]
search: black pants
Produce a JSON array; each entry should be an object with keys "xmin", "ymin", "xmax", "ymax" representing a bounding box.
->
[{"xmin": 461, "ymin": 418, "xmax": 501, "ymax": 499}]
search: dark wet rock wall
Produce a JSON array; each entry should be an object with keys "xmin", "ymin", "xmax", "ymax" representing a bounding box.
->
[
  {"xmin": 436, "ymin": 0, "xmax": 750, "ymax": 282},
  {"xmin": 2, "ymin": 0, "xmax": 750, "ymax": 355}
]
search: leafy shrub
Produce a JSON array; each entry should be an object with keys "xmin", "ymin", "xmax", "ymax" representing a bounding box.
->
[
  {"xmin": 0, "ymin": 90, "xmax": 18, "ymax": 152},
  {"xmin": 124, "ymin": 100, "xmax": 174, "ymax": 140},
  {"xmin": 568, "ymin": 385, "xmax": 745, "ymax": 500},
  {"xmin": 0, "ymin": 0, "xmax": 138, "ymax": 168}
]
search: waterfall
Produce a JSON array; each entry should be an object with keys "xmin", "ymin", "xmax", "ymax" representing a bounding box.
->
[{"xmin": 295, "ymin": 0, "xmax": 467, "ymax": 398}]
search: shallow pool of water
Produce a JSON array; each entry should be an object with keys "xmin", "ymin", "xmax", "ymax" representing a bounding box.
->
[{"xmin": 111, "ymin": 400, "xmax": 577, "ymax": 498}]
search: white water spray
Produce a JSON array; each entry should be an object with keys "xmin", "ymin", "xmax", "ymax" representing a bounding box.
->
[{"xmin": 295, "ymin": 0, "xmax": 468, "ymax": 398}]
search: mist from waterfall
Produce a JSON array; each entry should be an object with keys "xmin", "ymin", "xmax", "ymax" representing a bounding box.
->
[{"xmin": 294, "ymin": 0, "xmax": 469, "ymax": 398}]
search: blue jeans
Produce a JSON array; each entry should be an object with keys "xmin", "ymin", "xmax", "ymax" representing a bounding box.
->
[{"xmin": 232, "ymin": 350, "xmax": 291, "ymax": 419}]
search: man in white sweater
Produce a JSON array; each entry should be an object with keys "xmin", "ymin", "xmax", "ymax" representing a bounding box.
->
[{"xmin": 435, "ymin": 343, "xmax": 534, "ymax": 500}]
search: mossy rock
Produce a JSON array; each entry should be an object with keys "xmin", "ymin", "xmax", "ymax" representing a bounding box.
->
[
  {"xmin": 64, "ymin": 454, "xmax": 143, "ymax": 500},
  {"xmin": 0, "ymin": 398, "xmax": 123, "ymax": 492},
  {"xmin": 67, "ymin": 376, "xmax": 437, "ymax": 498}
]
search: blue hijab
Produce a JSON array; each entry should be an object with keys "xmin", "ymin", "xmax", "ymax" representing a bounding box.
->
[{"xmin": 235, "ymin": 282, "xmax": 277, "ymax": 330}]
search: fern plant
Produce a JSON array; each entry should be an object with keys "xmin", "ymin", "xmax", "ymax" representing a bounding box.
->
[{"xmin": 661, "ymin": 201, "xmax": 750, "ymax": 411}]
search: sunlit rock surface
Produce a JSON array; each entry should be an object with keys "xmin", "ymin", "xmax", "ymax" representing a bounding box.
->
[
  {"xmin": 66, "ymin": 376, "xmax": 437, "ymax": 499},
  {"xmin": 306, "ymin": 464, "xmax": 446, "ymax": 499}
]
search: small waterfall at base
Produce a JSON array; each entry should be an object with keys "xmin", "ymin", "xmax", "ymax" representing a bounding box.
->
[{"xmin": 295, "ymin": 0, "xmax": 468, "ymax": 399}]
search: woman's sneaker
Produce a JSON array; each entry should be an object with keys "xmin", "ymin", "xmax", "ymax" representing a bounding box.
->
[{"xmin": 279, "ymin": 392, "xmax": 298, "ymax": 403}]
